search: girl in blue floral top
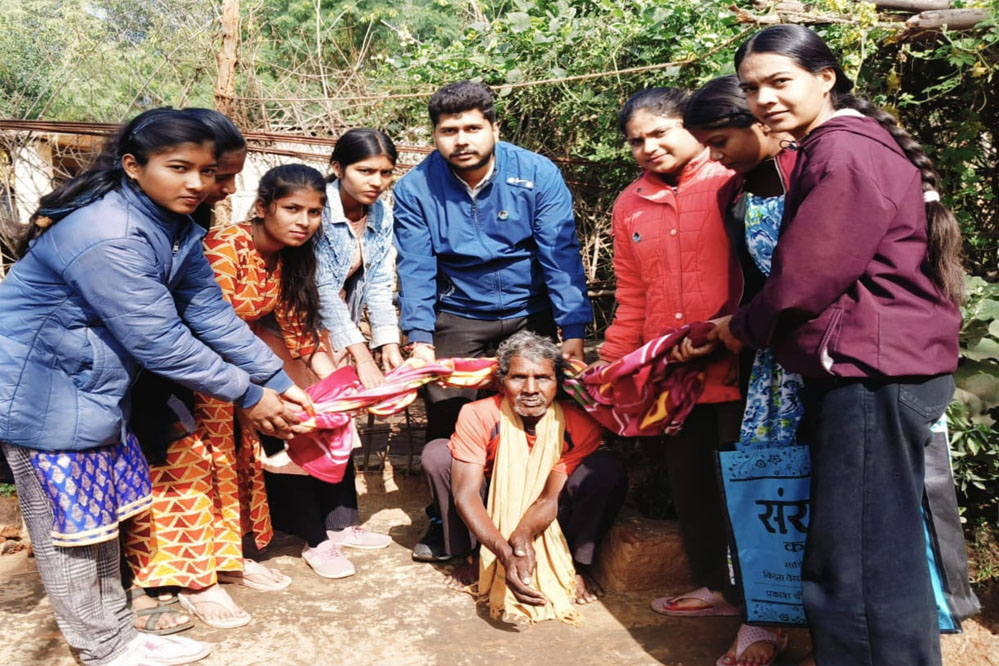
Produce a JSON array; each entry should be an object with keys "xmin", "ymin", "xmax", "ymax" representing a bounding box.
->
[
  {"xmin": 686, "ymin": 75, "xmax": 803, "ymax": 450},
  {"xmin": 684, "ymin": 75, "xmax": 799, "ymax": 666}
]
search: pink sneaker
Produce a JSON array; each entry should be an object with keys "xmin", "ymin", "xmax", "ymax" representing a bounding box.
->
[
  {"xmin": 108, "ymin": 633, "xmax": 211, "ymax": 666},
  {"xmin": 302, "ymin": 541, "xmax": 356, "ymax": 579},
  {"xmin": 327, "ymin": 526, "xmax": 392, "ymax": 550}
]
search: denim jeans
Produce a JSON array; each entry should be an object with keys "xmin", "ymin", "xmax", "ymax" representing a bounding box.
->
[{"xmin": 801, "ymin": 374, "xmax": 954, "ymax": 666}]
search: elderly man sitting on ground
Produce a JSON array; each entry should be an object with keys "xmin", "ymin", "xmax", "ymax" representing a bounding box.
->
[{"xmin": 418, "ymin": 330, "xmax": 626, "ymax": 623}]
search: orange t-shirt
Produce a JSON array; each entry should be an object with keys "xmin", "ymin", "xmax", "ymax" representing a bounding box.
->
[{"xmin": 448, "ymin": 395, "xmax": 604, "ymax": 477}]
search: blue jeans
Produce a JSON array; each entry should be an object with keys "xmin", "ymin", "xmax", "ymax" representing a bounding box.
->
[{"xmin": 801, "ymin": 374, "xmax": 953, "ymax": 666}]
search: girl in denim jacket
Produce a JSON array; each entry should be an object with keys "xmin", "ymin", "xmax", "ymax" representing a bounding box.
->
[
  {"xmin": 314, "ymin": 128, "xmax": 403, "ymax": 389},
  {"xmin": 263, "ymin": 130, "xmax": 402, "ymax": 580}
]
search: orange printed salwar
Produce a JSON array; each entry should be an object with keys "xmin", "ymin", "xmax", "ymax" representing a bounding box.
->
[{"xmin": 126, "ymin": 223, "xmax": 320, "ymax": 589}]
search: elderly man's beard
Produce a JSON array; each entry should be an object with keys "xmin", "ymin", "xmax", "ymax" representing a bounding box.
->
[{"xmin": 512, "ymin": 395, "xmax": 549, "ymax": 419}]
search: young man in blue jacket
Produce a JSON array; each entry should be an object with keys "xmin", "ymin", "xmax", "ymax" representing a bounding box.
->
[{"xmin": 393, "ymin": 81, "xmax": 593, "ymax": 561}]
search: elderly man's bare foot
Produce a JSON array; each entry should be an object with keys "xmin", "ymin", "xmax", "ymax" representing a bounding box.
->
[
  {"xmin": 443, "ymin": 555, "xmax": 478, "ymax": 590},
  {"xmin": 575, "ymin": 573, "xmax": 602, "ymax": 604},
  {"xmin": 575, "ymin": 565, "xmax": 604, "ymax": 604}
]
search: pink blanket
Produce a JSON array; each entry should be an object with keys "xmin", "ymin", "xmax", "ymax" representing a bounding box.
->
[
  {"xmin": 286, "ymin": 358, "xmax": 496, "ymax": 482},
  {"xmin": 563, "ymin": 323, "xmax": 713, "ymax": 437},
  {"xmin": 287, "ymin": 325, "xmax": 714, "ymax": 482}
]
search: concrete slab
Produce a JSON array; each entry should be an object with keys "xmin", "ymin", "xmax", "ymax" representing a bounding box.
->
[{"xmin": 1, "ymin": 471, "xmax": 995, "ymax": 665}]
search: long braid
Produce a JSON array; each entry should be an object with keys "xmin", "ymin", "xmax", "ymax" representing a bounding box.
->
[{"xmin": 835, "ymin": 94, "xmax": 965, "ymax": 303}]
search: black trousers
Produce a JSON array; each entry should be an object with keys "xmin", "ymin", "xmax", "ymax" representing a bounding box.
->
[
  {"xmin": 420, "ymin": 438, "xmax": 627, "ymax": 565},
  {"xmin": 264, "ymin": 458, "xmax": 359, "ymax": 548},
  {"xmin": 423, "ymin": 311, "xmax": 557, "ymax": 442},
  {"xmin": 801, "ymin": 375, "xmax": 954, "ymax": 666},
  {"xmin": 663, "ymin": 401, "xmax": 743, "ymax": 602}
]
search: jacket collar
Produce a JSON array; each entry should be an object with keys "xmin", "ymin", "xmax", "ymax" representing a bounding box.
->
[
  {"xmin": 798, "ymin": 110, "xmax": 901, "ymax": 158},
  {"xmin": 633, "ymin": 148, "xmax": 714, "ymax": 202},
  {"xmin": 442, "ymin": 142, "xmax": 502, "ymax": 196}
]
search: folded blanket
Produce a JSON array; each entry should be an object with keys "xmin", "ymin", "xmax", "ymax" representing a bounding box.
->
[
  {"xmin": 563, "ymin": 323, "xmax": 712, "ymax": 437},
  {"xmin": 286, "ymin": 357, "xmax": 496, "ymax": 482}
]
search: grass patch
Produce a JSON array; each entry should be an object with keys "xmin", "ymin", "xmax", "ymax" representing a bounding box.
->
[{"xmin": 967, "ymin": 518, "xmax": 999, "ymax": 584}]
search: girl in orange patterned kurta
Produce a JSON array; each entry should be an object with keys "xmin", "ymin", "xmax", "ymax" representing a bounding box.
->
[{"xmin": 126, "ymin": 165, "xmax": 334, "ymax": 629}]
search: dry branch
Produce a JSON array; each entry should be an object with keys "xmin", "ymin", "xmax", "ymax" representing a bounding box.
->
[
  {"xmin": 905, "ymin": 8, "xmax": 989, "ymax": 31},
  {"xmin": 734, "ymin": 4, "xmax": 899, "ymax": 28},
  {"xmin": 870, "ymin": 0, "xmax": 950, "ymax": 11},
  {"xmin": 737, "ymin": 1, "xmax": 988, "ymax": 31}
]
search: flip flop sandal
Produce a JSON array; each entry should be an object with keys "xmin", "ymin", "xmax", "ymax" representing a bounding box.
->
[
  {"xmin": 134, "ymin": 604, "xmax": 195, "ymax": 636},
  {"xmin": 217, "ymin": 559, "xmax": 292, "ymax": 592},
  {"xmin": 154, "ymin": 592, "xmax": 179, "ymax": 605},
  {"xmin": 177, "ymin": 589, "xmax": 252, "ymax": 629},
  {"xmin": 715, "ymin": 624, "xmax": 789, "ymax": 666},
  {"xmin": 651, "ymin": 586, "xmax": 740, "ymax": 616}
]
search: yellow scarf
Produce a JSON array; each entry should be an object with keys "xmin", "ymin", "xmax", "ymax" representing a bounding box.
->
[{"xmin": 474, "ymin": 398, "xmax": 581, "ymax": 625}]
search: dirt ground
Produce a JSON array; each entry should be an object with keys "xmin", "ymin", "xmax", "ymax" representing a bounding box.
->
[{"xmin": 1, "ymin": 463, "xmax": 997, "ymax": 666}]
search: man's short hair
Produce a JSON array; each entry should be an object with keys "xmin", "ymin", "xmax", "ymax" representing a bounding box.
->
[
  {"xmin": 495, "ymin": 330, "xmax": 565, "ymax": 386},
  {"xmin": 428, "ymin": 81, "xmax": 497, "ymax": 127}
]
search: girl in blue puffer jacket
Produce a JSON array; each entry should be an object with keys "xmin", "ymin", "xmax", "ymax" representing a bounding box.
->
[{"xmin": 0, "ymin": 108, "xmax": 312, "ymax": 666}]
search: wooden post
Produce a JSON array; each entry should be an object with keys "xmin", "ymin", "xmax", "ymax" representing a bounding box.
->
[
  {"xmin": 905, "ymin": 8, "xmax": 988, "ymax": 31},
  {"xmin": 870, "ymin": 0, "xmax": 950, "ymax": 11},
  {"xmin": 214, "ymin": 0, "xmax": 240, "ymax": 116},
  {"xmin": 213, "ymin": 0, "xmax": 240, "ymax": 226}
]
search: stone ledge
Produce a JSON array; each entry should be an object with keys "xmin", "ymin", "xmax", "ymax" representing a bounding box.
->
[
  {"xmin": 592, "ymin": 509, "xmax": 694, "ymax": 594},
  {"xmin": 0, "ymin": 495, "xmax": 26, "ymax": 555}
]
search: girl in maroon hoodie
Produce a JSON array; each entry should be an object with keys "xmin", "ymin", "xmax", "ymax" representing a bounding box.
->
[{"xmin": 713, "ymin": 25, "xmax": 962, "ymax": 666}]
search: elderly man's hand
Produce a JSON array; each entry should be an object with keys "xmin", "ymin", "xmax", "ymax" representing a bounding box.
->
[{"xmin": 500, "ymin": 539, "xmax": 545, "ymax": 606}]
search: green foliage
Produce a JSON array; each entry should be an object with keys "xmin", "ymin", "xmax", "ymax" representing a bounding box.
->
[
  {"xmin": 0, "ymin": 0, "xmax": 218, "ymax": 120},
  {"xmin": 863, "ymin": 10, "xmax": 999, "ymax": 277},
  {"xmin": 0, "ymin": 483, "xmax": 15, "ymax": 498},
  {"xmin": 2, "ymin": 0, "xmax": 997, "ymax": 519},
  {"xmin": 950, "ymin": 275, "xmax": 999, "ymax": 522}
]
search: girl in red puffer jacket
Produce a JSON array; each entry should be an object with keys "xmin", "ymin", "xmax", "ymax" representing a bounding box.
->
[{"xmin": 597, "ymin": 87, "xmax": 743, "ymax": 628}]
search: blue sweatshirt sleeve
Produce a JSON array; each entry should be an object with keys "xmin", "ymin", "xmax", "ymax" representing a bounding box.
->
[{"xmin": 172, "ymin": 246, "xmax": 290, "ymax": 388}]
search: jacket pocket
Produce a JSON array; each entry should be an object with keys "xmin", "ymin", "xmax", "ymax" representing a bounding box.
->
[
  {"xmin": 75, "ymin": 328, "xmax": 106, "ymax": 392},
  {"xmin": 816, "ymin": 307, "xmax": 844, "ymax": 373}
]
